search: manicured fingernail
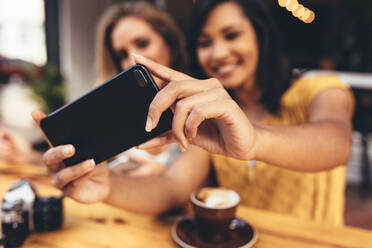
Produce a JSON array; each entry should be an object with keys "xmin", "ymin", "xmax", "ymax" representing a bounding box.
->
[
  {"xmin": 145, "ymin": 117, "xmax": 152, "ymax": 132},
  {"xmin": 63, "ymin": 145, "xmax": 73, "ymax": 156},
  {"xmin": 83, "ymin": 159, "xmax": 95, "ymax": 170},
  {"xmin": 51, "ymin": 177, "xmax": 57, "ymax": 187},
  {"xmin": 180, "ymin": 142, "xmax": 188, "ymax": 152}
]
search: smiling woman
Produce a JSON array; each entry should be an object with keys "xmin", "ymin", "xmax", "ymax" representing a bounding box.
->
[{"xmin": 195, "ymin": 2, "xmax": 259, "ymax": 90}]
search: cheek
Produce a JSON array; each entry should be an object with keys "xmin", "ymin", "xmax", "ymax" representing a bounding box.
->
[
  {"xmin": 196, "ymin": 49, "xmax": 210, "ymax": 71},
  {"xmin": 146, "ymin": 42, "xmax": 171, "ymax": 67},
  {"xmin": 237, "ymin": 41, "xmax": 258, "ymax": 68},
  {"xmin": 157, "ymin": 44, "xmax": 171, "ymax": 67}
]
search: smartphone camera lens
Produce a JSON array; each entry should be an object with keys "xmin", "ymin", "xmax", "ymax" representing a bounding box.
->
[{"xmin": 133, "ymin": 69, "xmax": 147, "ymax": 87}]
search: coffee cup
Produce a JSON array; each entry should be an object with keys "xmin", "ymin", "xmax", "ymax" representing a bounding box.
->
[{"xmin": 190, "ymin": 187, "xmax": 240, "ymax": 243}]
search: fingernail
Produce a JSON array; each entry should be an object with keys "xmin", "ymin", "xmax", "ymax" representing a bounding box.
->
[
  {"xmin": 51, "ymin": 177, "xmax": 58, "ymax": 187},
  {"xmin": 145, "ymin": 117, "xmax": 152, "ymax": 132},
  {"xmin": 83, "ymin": 159, "xmax": 95, "ymax": 170},
  {"xmin": 63, "ymin": 145, "xmax": 73, "ymax": 156},
  {"xmin": 180, "ymin": 142, "xmax": 188, "ymax": 152}
]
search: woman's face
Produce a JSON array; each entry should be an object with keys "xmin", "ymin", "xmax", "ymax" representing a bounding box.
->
[
  {"xmin": 196, "ymin": 2, "xmax": 259, "ymax": 89},
  {"xmin": 111, "ymin": 16, "xmax": 171, "ymax": 70}
]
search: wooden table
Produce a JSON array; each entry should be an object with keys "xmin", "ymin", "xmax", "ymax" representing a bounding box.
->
[{"xmin": 1, "ymin": 161, "xmax": 372, "ymax": 248}]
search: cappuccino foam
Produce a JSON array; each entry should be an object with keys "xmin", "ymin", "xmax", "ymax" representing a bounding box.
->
[{"xmin": 196, "ymin": 188, "xmax": 239, "ymax": 208}]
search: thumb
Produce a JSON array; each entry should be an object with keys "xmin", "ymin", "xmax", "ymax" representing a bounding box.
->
[{"xmin": 31, "ymin": 110, "xmax": 47, "ymax": 127}]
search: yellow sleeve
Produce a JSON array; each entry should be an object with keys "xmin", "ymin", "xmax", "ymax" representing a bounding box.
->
[{"xmin": 283, "ymin": 75, "xmax": 354, "ymax": 112}]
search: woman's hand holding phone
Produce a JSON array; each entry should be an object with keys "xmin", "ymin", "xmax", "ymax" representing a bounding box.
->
[
  {"xmin": 31, "ymin": 53, "xmax": 258, "ymax": 203},
  {"xmin": 32, "ymin": 111, "xmax": 111, "ymax": 204},
  {"xmin": 132, "ymin": 54, "xmax": 258, "ymax": 161}
]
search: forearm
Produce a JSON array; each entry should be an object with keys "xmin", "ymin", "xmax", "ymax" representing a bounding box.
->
[
  {"xmin": 104, "ymin": 172, "xmax": 182, "ymax": 214},
  {"xmin": 253, "ymin": 119, "xmax": 352, "ymax": 172},
  {"xmin": 104, "ymin": 146, "xmax": 211, "ymax": 215}
]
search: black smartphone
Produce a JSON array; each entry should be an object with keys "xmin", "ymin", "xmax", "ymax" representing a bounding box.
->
[{"xmin": 40, "ymin": 64, "xmax": 173, "ymax": 166}]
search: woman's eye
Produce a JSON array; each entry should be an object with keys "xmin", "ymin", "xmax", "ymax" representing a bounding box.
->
[
  {"xmin": 225, "ymin": 32, "xmax": 240, "ymax": 41},
  {"xmin": 136, "ymin": 39, "xmax": 149, "ymax": 49},
  {"xmin": 197, "ymin": 39, "xmax": 212, "ymax": 48}
]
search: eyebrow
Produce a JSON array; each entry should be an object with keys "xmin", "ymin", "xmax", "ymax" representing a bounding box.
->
[
  {"xmin": 133, "ymin": 36, "xmax": 149, "ymax": 41},
  {"xmin": 221, "ymin": 25, "xmax": 241, "ymax": 33},
  {"xmin": 199, "ymin": 24, "xmax": 242, "ymax": 38}
]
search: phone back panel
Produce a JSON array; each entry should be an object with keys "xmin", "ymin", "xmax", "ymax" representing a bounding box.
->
[{"xmin": 40, "ymin": 65, "xmax": 173, "ymax": 166}]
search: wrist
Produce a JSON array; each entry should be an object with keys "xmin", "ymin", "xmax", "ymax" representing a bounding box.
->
[
  {"xmin": 249, "ymin": 124, "xmax": 268, "ymax": 161},
  {"xmin": 103, "ymin": 169, "xmax": 115, "ymax": 204}
]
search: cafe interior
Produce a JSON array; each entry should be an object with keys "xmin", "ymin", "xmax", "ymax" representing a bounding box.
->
[{"xmin": 0, "ymin": 0, "xmax": 372, "ymax": 247}]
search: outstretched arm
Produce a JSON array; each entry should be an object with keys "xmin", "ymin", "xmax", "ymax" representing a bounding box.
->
[
  {"xmin": 253, "ymin": 87, "xmax": 353, "ymax": 172},
  {"xmin": 133, "ymin": 54, "xmax": 353, "ymax": 172}
]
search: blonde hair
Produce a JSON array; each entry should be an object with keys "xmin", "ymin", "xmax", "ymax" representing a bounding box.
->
[{"xmin": 95, "ymin": 1, "xmax": 186, "ymax": 83}]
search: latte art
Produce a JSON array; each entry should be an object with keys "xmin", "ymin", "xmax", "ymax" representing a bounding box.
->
[{"xmin": 196, "ymin": 188, "xmax": 240, "ymax": 208}]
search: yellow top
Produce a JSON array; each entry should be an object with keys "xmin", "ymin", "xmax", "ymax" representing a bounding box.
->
[{"xmin": 211, "ymin": 75, "xmax": 353, "ymax": 226}]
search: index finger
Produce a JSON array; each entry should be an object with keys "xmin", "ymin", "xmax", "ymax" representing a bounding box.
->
[{"xmin": 131, "ymin": 53, "xmax": 192, "ymax": 85}]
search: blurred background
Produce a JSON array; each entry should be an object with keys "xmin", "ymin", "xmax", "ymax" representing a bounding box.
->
[{"xmin": 0, "ymin": 0, "xmax": 371, "ymax": 229}]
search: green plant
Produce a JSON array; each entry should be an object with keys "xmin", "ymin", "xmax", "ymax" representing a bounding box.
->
[{"xmin": 25, "ymin": 64, "xmax": 66, "ymax": 114}]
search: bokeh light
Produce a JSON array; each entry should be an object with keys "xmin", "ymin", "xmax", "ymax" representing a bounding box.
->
[
  {"xmin": 286, "ymin": 0, "xmax": 298, "ymax": 12},
  {"xmin": 303, "ymin": 10, "xmax": 315, "ymax": 23},
  {"xmin": 300, "ymin": 8, "xmax": 311, "ymax": 21},
  {"xmin": 278, "ymin": 0, "xmax": 315, "ymax": 23},
  {"xmin": 278, "ymin": 0, "xmax": 287, "ymax": 8},
  {"xmin": 292, "ymin": 4, "xmax": 304, "ymax": 18}
]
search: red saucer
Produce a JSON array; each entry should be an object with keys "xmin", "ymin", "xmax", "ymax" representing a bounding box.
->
[{"xmin": 171, "ymin": 216, "xmax": 258, "ymax": 248}]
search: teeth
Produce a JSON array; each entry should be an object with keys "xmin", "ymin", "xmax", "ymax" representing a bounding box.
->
[{"xmin": 216, "ymin": 64, "xmax": 237, "ymax": 75}]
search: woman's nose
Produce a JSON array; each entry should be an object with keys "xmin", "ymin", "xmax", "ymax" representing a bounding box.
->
[{"xmin": 211, "ymin": 41, "xmax": 229, "ymax": 60}]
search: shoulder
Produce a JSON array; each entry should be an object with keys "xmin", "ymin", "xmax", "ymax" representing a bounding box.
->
[
  {"xmin": 282, "ymin": 74, "xmax": 351, "ymax": 107},
  {"xmin": 293, "ymin": 74, "xmax": 348, "ymax": 89}
]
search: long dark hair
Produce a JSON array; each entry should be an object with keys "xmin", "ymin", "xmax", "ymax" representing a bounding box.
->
[{"xmin": 187, "ymin": 0, "xmax": 292, "ymax": 114}]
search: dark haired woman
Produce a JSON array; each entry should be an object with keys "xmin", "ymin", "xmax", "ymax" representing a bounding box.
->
[{"xmin": 34, "ymin": 0, "xmax": 353, "ymax": 226}]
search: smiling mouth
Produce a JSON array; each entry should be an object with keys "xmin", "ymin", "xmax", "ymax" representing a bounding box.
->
[{"xmin": 212, "ymin": 62, "xmax": 241, "ymax": 78}]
